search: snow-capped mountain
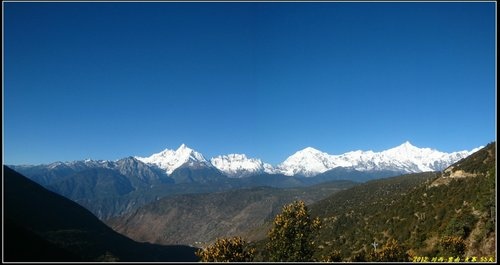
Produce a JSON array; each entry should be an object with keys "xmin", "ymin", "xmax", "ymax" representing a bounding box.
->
[
  {"xmin": 210, "ymin": 154, "xmax": 276, "ymax": 178},
  {"xmin": 135, "ymin": 144, "xmax": 212, "ymax": 175},
  {"xmin": 131, "ymin": 141, "xmax": 481, "ymax": 178},
  {"xmin": 276, "ymin": 147, "xmax": 344, "ymax": 177},
  {"xmin": 275, "ymin": 141, "xmax": 482, "ymax": 177}
]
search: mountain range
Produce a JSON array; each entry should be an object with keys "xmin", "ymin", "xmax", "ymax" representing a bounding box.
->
[
  {"xmin": 135, "ymin": 141, "xmax": 480, "ymax": 178},
  {"xmin": 8, "ymin": 142, "xmax": 481, "ymax": 220},
  {"xmin": 13, "ymin": 141, "xmax": 480, "ymax": 180}
]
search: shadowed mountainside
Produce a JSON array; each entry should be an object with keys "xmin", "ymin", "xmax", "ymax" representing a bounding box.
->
[{"xmin": 3, "ymin": 166, "xmax": 199, "ymax": 262}]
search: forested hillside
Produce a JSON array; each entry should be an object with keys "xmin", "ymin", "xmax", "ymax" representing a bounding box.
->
[{"xmin": 308, "ymin": 142, "xmax": 496, "ymax": 261}]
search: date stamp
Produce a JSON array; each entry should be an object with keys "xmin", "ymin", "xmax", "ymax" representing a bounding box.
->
[{"xmin": 412, "ymin": 256, "xmax": 495, "ymax": 262}]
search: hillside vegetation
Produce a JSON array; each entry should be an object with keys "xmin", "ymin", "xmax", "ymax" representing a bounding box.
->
[
  {"xmin": 307, "ymin": 142, "xmax": 496, "ymax": 261},
  {"xmin": 242, "ymin": 143, "xmax": 495, "ymax": 261}
]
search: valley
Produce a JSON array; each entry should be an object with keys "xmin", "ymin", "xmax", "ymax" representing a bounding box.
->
[{"xmin": 106, "ymin": 180, "xmax": 357, "ymax": 246}]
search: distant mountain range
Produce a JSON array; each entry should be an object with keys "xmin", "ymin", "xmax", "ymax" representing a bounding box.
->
[
  {"xmin": 12, "ymin": 141, "xmax": 480, "ymax": 180},
  {"xmin": 8, "ymin": 141, "xmax": 481, "ymax": 220},
  {"xmin": 135, "ymin": 141, "xmax": 481, "ymax": 178}
]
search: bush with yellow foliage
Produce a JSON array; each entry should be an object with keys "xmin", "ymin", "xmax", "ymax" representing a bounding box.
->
[
  {"xmin": 267, "ymin": 200, "xmax": 321, "ymax": 262},
  {"xmin": 195, "ymin": 236, "xmax": 255, "ymax": 262}
]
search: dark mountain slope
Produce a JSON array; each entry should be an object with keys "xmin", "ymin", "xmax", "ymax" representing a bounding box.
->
[
  {"xmin": 113, "ymin": 156, "xmax": 174, "ymax": 186},
  {"xmin": 3, "ymin": 166, "xmax": 198, "ymax": 262},
  {"xmin": 47, "ymin": 168, "xmax": 135, "ymax": 200},
  {"xmin": 9, "ymin": 159, "xmax": 175, "ymax": 220},
  {"xmin": 169, "ymin": 165, "xmax": 228, "ymax": 184},
  {"xmin": 304, "ymin": 167, "xmax": 404, "ymax": 184},
  {"xmin": 4, "ymin": 217, "xmax": 82, "ymax": 262}
]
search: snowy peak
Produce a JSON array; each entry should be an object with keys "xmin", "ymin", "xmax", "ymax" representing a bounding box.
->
[
  {"xmin": 12, "ymin": 141, "xmax": 483, "ymax": 180},
  {"xmin": 289, "ymin": 147, "xmax": 328, "ymax": 159},
  {"xmin": 135, "ymin": 144, "xmax": 211, "ymax": 175},
  {"xmin": 298, "ymin": 147, "xmax": 324, "ymax": 154},
  {"xmin": 210, "ymin": 154, "xmax": 274, "ymax": 178},
  {"xmin": 175, "ymin": 144, "xmax": 207, "ymax": 163},
  {"xmin": 277, "ymin": 147, "xmax": 339, "ymax": 177},
  {"xmin": 382, "ymin": 141, "xmax": 435, "ymax": 158},
  {"xmin": 389, "ymin": 141, "xmax": 419, "ymax": 152},
  {"xmin": 134, "ymin": 141, "xmax": 480, "ymax": 178},
  {"xmin": 275, "ymin": 142, "xmax": 481, "ymax": 177}
]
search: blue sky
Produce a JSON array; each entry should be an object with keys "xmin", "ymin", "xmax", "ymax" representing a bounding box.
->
[{"xmin": 3, "ymin": 2, "xmax": 496, "ymax": 165}]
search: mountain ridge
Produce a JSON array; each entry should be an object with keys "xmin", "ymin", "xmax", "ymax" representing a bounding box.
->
[
  {"xmin": 135, "ymin": 141, "xmax": 482, "ymax": 178},
  {"xmin": 12, "ymin": 141, "xmax": 480, "ymax": 179}
]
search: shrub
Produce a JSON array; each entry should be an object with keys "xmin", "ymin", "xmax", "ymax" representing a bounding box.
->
[
  {"xmin": 438, "ymin": 236, "xmax": 465, "ymax": 257},
  {"xmin": 196, "ymin": 236, "xmax": 255, "ymax": 262},
  {"xmin": 370, "ymin": 238, "xmax": 409, "ymax": 262},
  {"xmin": 267, "ymin": 200, "xmax": 321, "ymax": 261}
]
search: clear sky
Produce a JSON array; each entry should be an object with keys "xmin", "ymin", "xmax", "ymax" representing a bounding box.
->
[{"xmin": 3, "ymin": 1, "xmax": 496, "ymax": 165}]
